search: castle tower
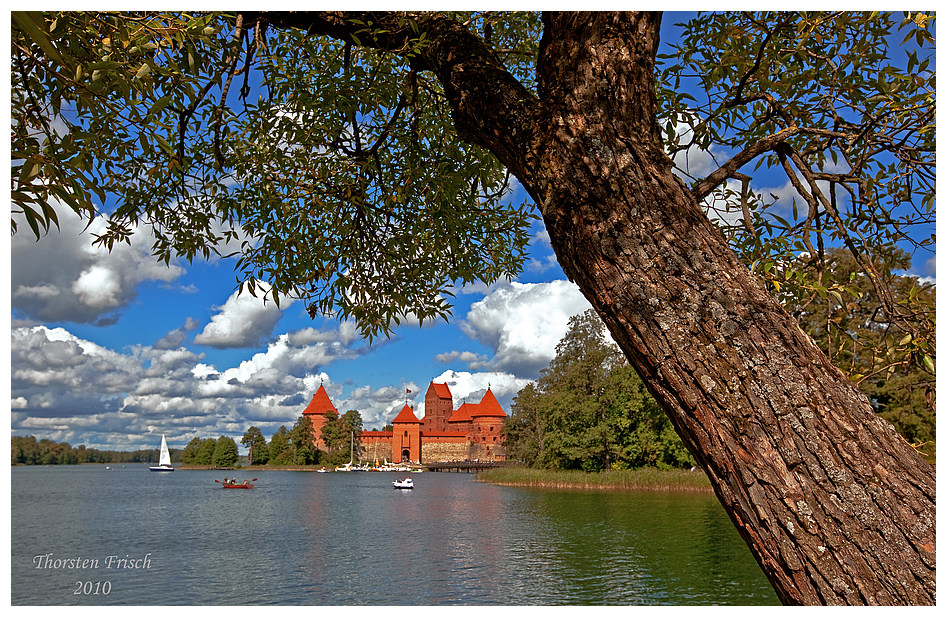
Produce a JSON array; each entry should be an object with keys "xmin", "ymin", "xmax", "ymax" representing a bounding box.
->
[
  {"xmin": 302, "ymin": 384, "xmax": 337, "ymax": 450},
  {"xmin": 470, "ymin": 388, "xmax": 508, "ymax": 460},
  {"xmin": 392, "ymin": 404, "xmax": 422, "ymax": 463},
  {"xmin": 423, "ymin": 382, "xmax": 454, "ymax": 432}
]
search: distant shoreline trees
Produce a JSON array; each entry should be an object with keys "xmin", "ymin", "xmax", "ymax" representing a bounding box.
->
[
  {"xmin": 12, "ymin": 415, "xmax": 369, "ymax": 467},
  {"xmin": 10, "ymin": 435, "xmax": 179, "ymax": 465}
]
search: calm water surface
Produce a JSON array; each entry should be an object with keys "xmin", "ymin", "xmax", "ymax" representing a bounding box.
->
[{"xmin": 10, "ymin": 465, "xmax": 778, "ymax": 605}]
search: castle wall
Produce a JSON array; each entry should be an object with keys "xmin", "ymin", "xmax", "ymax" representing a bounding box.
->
[
  {"xmin": 469, "ymin": 442, "xmax": 507, "ymax": 461},
  {"xmin": 421, "ymin": 440, "xmax": 472, "ymax": 463},
  {"xmin": 304, "ymin": 412, "xmax": 330, "ymax": 450},
  {"xmin": 393, "ymin": 424, "xmax": 421, "ymax": 463},
  {"xmin": 358, "ymin": 433, "xmax": 393, "ymax": 463}
]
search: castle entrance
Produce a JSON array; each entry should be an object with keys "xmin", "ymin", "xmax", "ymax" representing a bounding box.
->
[{"xmin": 401, "ymin": 449, "xmax": 411, "ymax": 461}]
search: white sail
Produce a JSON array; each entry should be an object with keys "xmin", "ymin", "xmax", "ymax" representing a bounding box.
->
[{"xmin": 158, "ymin": 434, "xmax": 171, "ymax": 466}]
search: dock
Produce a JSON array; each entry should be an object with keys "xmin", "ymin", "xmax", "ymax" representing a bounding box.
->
[{"xmin": 425, "ymin": 461, "xmax": 519, "ymax": 473}]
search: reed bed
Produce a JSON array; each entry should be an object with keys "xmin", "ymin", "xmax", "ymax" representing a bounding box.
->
[{"xmin": 476, "ymin": 466, "xmax": 713, "ymax": 492}]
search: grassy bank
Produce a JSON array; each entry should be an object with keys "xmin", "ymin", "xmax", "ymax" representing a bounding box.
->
[{"xmin": 476, "ymin": 465, "xmax": 713, "ymax": 492}]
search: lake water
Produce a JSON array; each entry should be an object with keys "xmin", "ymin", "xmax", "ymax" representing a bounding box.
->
[{"xmin": 10, "ymin": 465, "xmax": 778, "ymax": 605}]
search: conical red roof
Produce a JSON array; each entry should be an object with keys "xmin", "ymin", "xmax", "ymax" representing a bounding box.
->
[
  {"xmin": 392, "ymin": 404, "xmax": 421, "ymax": 424},
  {"xmin": 472, "ymin": 388, "xmax": 506, "ymax": 417},
  {"xmin": 302, "ymin": 384, "xmax": 337, "ymax": 416}
]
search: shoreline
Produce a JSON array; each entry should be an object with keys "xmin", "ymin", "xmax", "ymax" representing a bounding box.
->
[{"xmin": 475, "ymin": 466, "xmax": 714, "ymax": 492}]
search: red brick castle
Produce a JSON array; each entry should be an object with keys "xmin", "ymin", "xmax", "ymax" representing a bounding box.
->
[{"xmin": 302, "ymin": 381, "xmax": 508, "ymax": 464}]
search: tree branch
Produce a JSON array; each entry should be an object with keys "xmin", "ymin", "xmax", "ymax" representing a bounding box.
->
[
  {"xmin": 245, "ymin": 11, "xmax": 541, "ymax": 191},
  {"xmin": 690, "ymin": 126, "xmax": 799, "ymax": 201}
]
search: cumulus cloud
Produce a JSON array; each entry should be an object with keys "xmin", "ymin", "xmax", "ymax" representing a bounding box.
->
[
  {"xmin": 193, "ymin": 283, "xmax": 293, "ymax": 348},
  {"xmin": 10, "ymin": 322, "xmax": 369, "ymax": 450},
  {"xmin": 154, "ymin": 317, "xmax": 201, "ymax": 349},
  {"xmin": 435, "ymin": 350, "xmax": 489, "ymax": 365},
  {"xmin": 289, "ymin": 320, "xmax": 359, "ymax": 347},
  {"xmin": 11, "ymin": 213, "xmax": 186, "ymax": 324},
  {"xmin": 336, "ymin": 383, "xmax": 418, "ymax": 429},
  {"xmin": 460, "ymin": 280, "xmax": 592, "ymax": 378}
]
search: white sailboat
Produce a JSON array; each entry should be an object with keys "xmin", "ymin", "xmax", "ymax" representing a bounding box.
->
[{"xmin": 149, "ymin": 434, "xmax": 174, "ymax": 472}]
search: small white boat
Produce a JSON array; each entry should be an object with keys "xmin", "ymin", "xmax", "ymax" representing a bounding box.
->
[
  {"xmin": 392, "ymin": 477, "xmax": 414, "ymax": 489},
  {"xmin": 149, "ymin": 434, "xmax": 174, "ymax": 472}
]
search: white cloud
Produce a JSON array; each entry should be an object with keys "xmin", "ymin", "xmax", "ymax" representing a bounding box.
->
[
  {"xmin": 336, "ymin": 383, "xmax": 416, "ymax": 429},
  {"xmin": 9, "ymin": 322, "xmax": 369, "ymax": 449},
  {"xmin": 460, "ymin": 280, "xmax": 592, "ymax": 378},
  {"xmin": 72, "ymin": 265, "xmax": 123, "ymax": 308},
  {"xmin": 435, "ymin": 350, "xmax": 489, "ymax": 364},
  {"xmin": 11, "ymin": 213, "xmax": 185, "ymax": 324},
  {"xmin": 288, "ymin": 320, "xmax": 359, "ymax": 347},
  {"xmin": 13, "ymin": 284, "xmax": 60, "ymax": 299},
  {"xmin": 154, "ymin": 317, "xmax": 201, "ymax": 349},
  {"xmin": 193, "ymin": 282, "xmax": 293, "ymax": 348}
]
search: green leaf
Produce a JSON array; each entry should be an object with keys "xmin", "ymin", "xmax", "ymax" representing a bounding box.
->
[{"xmin": 12, "ymin": 12, "xmax": 68, "ymax": 67}]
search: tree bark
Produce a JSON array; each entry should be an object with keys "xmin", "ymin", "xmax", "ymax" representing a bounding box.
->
[
  {"xmin": 259, "ymin": 10, "xmax": 936, "ymax": 605},
  {"xmin": 528, "ymin": 13, "xmax": 935, "ymax": 605}
]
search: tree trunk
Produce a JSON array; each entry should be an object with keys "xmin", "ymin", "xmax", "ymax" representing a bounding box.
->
[
  {"xmin": 526, "ymin": 13, "xmax": 935, "ymax": 605},
  {"xmin": 263, "ymin": 10, "xmax": 936, "ymax": 605}
]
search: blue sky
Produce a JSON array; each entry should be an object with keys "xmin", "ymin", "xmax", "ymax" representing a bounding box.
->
[
  {"xmin": 9, "ymin": 172, "xmax": 599, "ymax": 452},
  {"xmin": 7, "ymin": 11, "xmax": 936, "ymax": 454}
]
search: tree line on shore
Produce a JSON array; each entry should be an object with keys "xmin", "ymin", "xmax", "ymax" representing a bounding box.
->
[
  {"xmin": 503, "ymin": 310, "xmax": 696, "ymax": 472},
  {"xmin": 11, "ymin": 435, "xmax": 174, "ymax": 466}
]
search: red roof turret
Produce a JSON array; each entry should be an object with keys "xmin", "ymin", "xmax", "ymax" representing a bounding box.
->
[
  {"xmin": 392, "ymin": 404, "xmax": 422, "ymax": 424},
  {"xmin": 302, "ymin": 384, "xmax": 337, "ymax": 417},
  {"xmin": 472, "ymin": 388, "xmax": 506, "ymax": 417}
]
